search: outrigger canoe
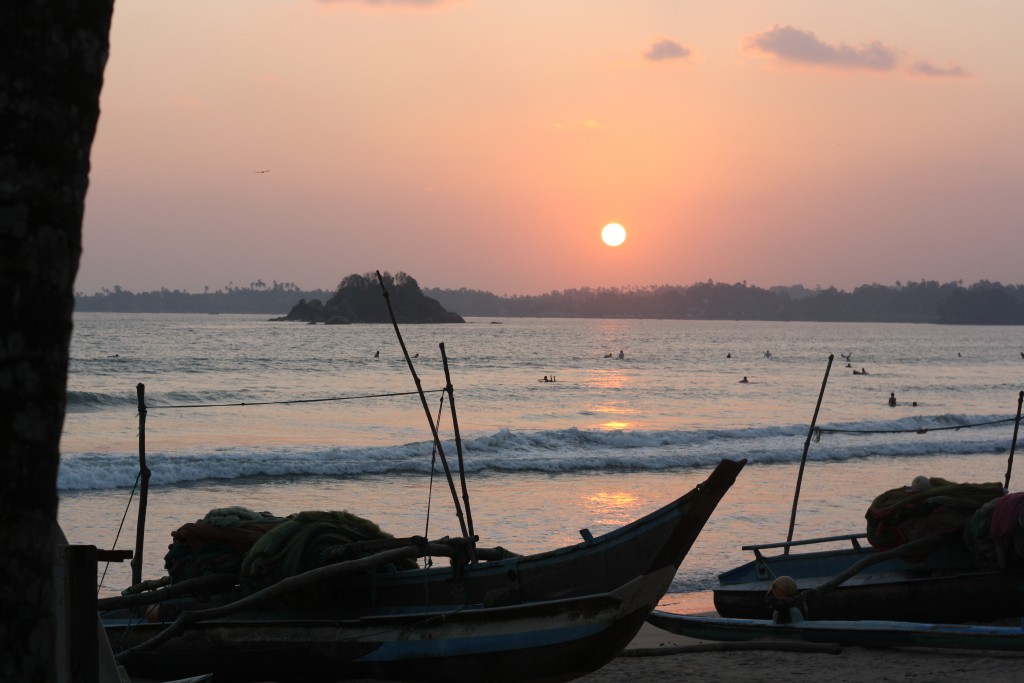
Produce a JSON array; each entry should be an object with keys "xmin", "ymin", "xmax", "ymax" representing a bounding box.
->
[{"xmin": 647, "ymin": 609, "xmax": 1024, "ymax": 652}]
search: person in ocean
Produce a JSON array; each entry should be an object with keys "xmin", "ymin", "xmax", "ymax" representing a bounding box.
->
[
  {"xmin": 888, "ymin": 392, "xmax": 896, "ymax": 407},
  {"xmin": 740, "ymin": 376, "xmax": 748, "ymax": 383},
  {"xmin": 726, "ymin": 353, "xmax": 731, "ymax": 359},
  {"xmin": 618, "ymin": 349, "xmax": 624, "ymax": 359}
]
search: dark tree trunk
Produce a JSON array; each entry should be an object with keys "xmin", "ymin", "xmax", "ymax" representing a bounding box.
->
[{"xmin": 0, "ymin": 3, "xmax": 113, "ymax": 681}]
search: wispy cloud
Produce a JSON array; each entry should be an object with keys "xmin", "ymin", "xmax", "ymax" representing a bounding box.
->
[
  {"xmin": 744, "ymin": 25, "xmax": 968, "ymax": 78},
  {"xmin": 909, "ymin": 61, "xmax": 968, "ymax": 78},
  {"xmin": 555, "ymin": 119, "xmax": 603, "ymax": 132},
  {"xmin": 745, "ymin": 25, "xmax": 899, "ymax": 70},
  {"xmin": 644, "ymin": 38, "xmax": 691, "ymax": 62}
]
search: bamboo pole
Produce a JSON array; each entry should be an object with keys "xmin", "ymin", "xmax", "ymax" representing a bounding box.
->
[
  {"xmin": 375, "ymin": 271, "xmax": 470, "ymax": 541},
  {"xmin": 785, "ymin": 354, "xmax": 834, "ymax": 553},
  {"xmin": 1004, "ymin": 390, "xmax": 1023, "ymax": 491},
  {"xmin": 131, "ymin": 383, "xmax": 151, "ymax": 585},
  {"xmin": 440, "ymin": 342, "xmax": 475, "ymax": 543}
]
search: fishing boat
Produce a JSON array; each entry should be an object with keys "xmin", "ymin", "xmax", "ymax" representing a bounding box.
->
[
  {"xmin": 102, "ymin": 458, "xmax": 745, "ymax": 682},
  {"xmin": 712, "ymin": 531, "xmax": 1024, "ymax": 623},
  {"xmin": 712, "ymin": 356, "xmax": 1024, "ymax": 624},
  {"xmin": 647, "ymin": 609, "xmax": 1024, "ymax": 652}
]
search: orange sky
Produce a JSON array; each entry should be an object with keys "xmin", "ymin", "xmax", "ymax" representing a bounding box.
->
[{"xmin": 79, "ymin": 1, "xmax": 1024, "ymax": 296}]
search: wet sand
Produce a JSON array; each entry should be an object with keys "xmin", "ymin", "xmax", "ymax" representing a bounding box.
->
[{"xmin": 576, "ymin": 622, "xmax": 1024, "ymax": 682}]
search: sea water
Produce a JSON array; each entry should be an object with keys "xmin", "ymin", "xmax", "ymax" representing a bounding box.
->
[{"xmin": 58, "ymin": 314, "xmax": 1024, "ymax": 608}]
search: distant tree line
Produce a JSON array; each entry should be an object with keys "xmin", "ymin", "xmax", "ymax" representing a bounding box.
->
[
  {"xmin": 75, "ymin": 281, "xmax": 332, "ymax": 314},
  {"xmin": 423, "ymin": 280, "xmax": 1024, "ymax": 325},
  {"xmin": 75, "ymin": 278, "xmax": 1024, "ymax": 324}
]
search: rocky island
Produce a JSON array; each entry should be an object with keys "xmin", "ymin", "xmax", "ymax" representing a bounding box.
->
[{"xmin": 275, "ymin": 271, "xmax": 464, "ymax": 324}]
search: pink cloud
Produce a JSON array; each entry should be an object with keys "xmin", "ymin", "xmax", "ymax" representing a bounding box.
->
[
  {"xmin": 745, "ymin": 25, "xmax": 970, "ymax": 79},
  {"xmin": 745, "ymin": 25, "xmax": 899, "ymax": 70},
  {"xmin": 909, "ymin": 61, "xmax": 969, "ymax": 78},
  {"xmin": 644, "ymin": 38, "xmax": 692, "ymax": 62}
]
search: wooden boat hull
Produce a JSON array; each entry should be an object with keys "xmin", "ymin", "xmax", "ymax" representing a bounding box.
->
[
  {"xmin": 110, "ymin": 571, "xmax": 663, "ymax": 683},
  {"xmin": 713, "ymin": 542, "xmax": 1024, "ymax": 623},
  {"xmin": 105, "ymin": 458, "xmax": 746, "ymax": 682},
  {"xmin": 647, "ymin": 610, "xmax": 1024, "ymax": 652}
]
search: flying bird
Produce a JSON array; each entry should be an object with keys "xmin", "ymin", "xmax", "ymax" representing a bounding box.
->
[{"xmin": 255, "ymin": 169, "xmax": 270, "ymax": 174}]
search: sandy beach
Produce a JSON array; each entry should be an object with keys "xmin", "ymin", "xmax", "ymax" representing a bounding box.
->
[{"xmin": 574, "ymin": 622, "xmax": 1024, "ymax": 682}]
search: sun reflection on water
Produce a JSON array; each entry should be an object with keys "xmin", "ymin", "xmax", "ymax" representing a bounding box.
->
[
  {"xmin": 588, "ymin": 369, "xmax": 629, "ymax": 389},
  {"xmin": 581, "ymin": 490, "xmax": 642, "ymax": 527}
]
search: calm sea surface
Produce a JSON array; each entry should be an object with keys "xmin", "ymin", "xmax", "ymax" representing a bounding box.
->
[{"xmin": 59, "ymin": 314, "xmax": 1024, "ymax": 608}]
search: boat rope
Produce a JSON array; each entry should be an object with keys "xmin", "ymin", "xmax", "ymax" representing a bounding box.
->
[
  {"xmin": 144, "ymin": 388, "xmax": 445, "ymax": 410},
  {"xmin": 98, "ymin": 470, "xmax": 141, "ymax": 593},
  {"xmin": 422, "ymin": 392, "xmax": 447, "ymax": 569},
  {"xmin": 814, "ymin": 416, "xmax": 1016, "ymax": 441}
]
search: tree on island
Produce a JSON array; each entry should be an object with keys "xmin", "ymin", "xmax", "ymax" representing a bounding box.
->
[{"xmin": 279, "ymin": 271, "xmax": 465, "ymax": 324}]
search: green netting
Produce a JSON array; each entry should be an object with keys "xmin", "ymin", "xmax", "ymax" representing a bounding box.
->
[{"xmin": 240, "ymin": 510, "xmax": 418, "ymax": 593}]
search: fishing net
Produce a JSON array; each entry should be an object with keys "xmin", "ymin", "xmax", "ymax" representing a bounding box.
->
[
  {"xmin": 865, "ymin": 477, "xmax": 1004, "ymax": 558},
  {"xmin": 164, "ymin": 507, "xmax": 416, "ymax": 590},
  {"xmin": 965, "ymin": 491, "xmax": 1024, "ymax": 569},
  {"xmin": 164, "ymin": 506, "xmax": 286, "ymax": 582},
  {"xmin": 240, "ymin": 510, "xmax": 418, "ymax": 593}
]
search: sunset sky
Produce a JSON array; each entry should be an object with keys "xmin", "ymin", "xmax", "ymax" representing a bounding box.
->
[{"xmin": 79, "ymin": 1, "xmax": 1024, "ymax": 296}]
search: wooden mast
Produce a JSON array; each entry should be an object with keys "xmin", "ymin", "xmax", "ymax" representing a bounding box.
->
[
  {"xmin": 785, "ymin": 354, "xmax": 833, "ymax": 553},
  {"xmin": 375, "ymin": 271, "xmax": 471, "ymax": 542}
]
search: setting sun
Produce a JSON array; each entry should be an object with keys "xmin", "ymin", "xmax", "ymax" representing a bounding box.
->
[{"xmin": 601, "ymin": 223, "xmax": 627, "ymax": 247}]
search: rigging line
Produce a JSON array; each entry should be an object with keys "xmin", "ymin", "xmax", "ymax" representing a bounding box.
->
[
  {"xmin": 815, "ymin": 416, "xmax": 1016, "ymax": 436},
  {"xmin": 99, "ymin": 470, "xmax": 141, "ymax": 594},
  {"xmin": 422, "ymin": 392, "xmax": 447, "ymax": 569},
  {"xmin": 148, "ymin": 388, "xmax": 445, "ymax": 410}
]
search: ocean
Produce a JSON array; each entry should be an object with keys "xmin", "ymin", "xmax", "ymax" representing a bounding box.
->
[{"xmin": 59, "ymin": 313, "xmax": 1024, "ymax": 609}]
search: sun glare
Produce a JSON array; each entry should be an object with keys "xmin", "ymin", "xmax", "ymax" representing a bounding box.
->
[{"xmin": 601, "ymin": 223, "xmax": 627, "ymax": 247}]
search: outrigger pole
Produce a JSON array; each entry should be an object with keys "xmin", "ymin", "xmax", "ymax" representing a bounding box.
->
[
  {"xmin": 785, "ymin": 353, "xmax": 834, "ymax": 553},
  {"xmin": 1004, "ymin": 390, "xmax": 1023, "ymax": 491},
  {"xmin": 132, "ymin": 383, "xmax": 151, "ymax": 585},
  {"xmin": 376, "ymin": 271, "xmax": 472, "ymax": 543}
]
